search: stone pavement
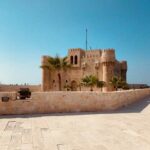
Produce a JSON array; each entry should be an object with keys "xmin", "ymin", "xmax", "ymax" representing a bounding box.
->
[{"xmin": 0, "ymin": 97, "xmax": 150, "ymax": 150}]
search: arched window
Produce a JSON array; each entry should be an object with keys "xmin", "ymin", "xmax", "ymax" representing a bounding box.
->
[
  {"xmin": 75, "ymin": 55, "xmax": 78, "ymax": 64},
  {"xmin": 70, "ymin": 56, "xmax": 73, "ymax": 64}
]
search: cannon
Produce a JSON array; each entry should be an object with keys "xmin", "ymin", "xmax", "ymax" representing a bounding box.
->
[{"xmin": 18, "ymin": 88, "xmax": 31, "ymax": 99}]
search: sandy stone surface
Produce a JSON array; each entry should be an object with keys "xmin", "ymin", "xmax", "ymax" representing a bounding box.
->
[{"xmin": 0, "ymin": 97, "xmax": 150, "ymax": 150}]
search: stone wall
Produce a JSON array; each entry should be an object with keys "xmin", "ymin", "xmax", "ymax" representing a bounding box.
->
[
  {"xmin": 0, "ymin": 89, "xmax": 150, "ymax": 115},
  {"xmin": 0, "ymin": 85, "xmax": 41, "ymax": 92}
]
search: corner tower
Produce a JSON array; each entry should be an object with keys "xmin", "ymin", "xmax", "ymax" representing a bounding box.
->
[
  {"xmin": 101, "ymin": 49, "xmax": 115, "ymax": 92},
  {"xmin": 41, "ymin": 56, "xmax": 51, "ymax": 91},
  {"xmin": 120, "ymin": 61, "xmax": 127, "ymax": 81}
]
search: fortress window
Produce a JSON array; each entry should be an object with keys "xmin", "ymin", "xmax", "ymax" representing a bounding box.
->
[
  {"xmin": 75, "ymin": 55, "xmax": 78, "ymax": 64},
  {"xmin": 53, "ymin": 80, "xmax": 55, "ymax": 83},
  {"xmin": 66, "ymin": 80, "xmax": 68, "ymax": 83},
  {"xmin": 70, "ymin": 56, "xmax": 73, "ymax": 64}
]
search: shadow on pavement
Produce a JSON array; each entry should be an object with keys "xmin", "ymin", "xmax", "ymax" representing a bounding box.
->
[{"xmin": 113, "ymin": 96, "xmax": 150, "ymax": 113}]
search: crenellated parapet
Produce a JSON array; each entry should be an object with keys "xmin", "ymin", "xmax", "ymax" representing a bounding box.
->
[
  {"xmin": 84, "ymin": 49, "xmax": 102, "ymax": 58},
  {"xmin": 68, "ymin": 48, "xmax": 85, "ymax": 57},
  {"xmin": 69, "ymin": 48, "xmax": 83, "ymax": 50},
  {"xmin": 101, "ymin": 49, "xmax": 115, "ymax": 63}
]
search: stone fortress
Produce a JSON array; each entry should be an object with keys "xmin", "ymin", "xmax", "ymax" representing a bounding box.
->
[{"xmin": 41, "ymin": 48, "xmax": 127, "ymax": 92}]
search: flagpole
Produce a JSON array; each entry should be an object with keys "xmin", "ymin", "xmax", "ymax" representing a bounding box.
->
[{"xmin": 86, "ymin": 28, "xmax": 88, "ymax": 51}]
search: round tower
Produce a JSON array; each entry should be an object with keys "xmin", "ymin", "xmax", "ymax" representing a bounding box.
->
[
  {"xmin": 101, "ymin": 49, "xmax": 115, "ymax": 92},
  {"xmin": 120, "ymin": 61, "xmax": 127, "ymax": 82},
  {"xmin": 41, "ymin": 56, "xmax": 51, "ymax": 91}
]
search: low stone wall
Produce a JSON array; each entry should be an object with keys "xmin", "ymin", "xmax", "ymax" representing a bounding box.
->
[
  {"xmin": 0, "ymin": 89, "xmax": 150, "ymax": 115},
  {"xmin": 0, "ymin": 92, "xmax": 17, "ymax": 101},
  {"xmin": 0, "ymin": 85, "xmax": 41, "ymax": 92}
]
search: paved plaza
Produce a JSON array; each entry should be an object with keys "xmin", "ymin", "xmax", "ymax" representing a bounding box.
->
[{"xmin": 0, "ymin": 97, "xmax": 150, "ymax": 150}]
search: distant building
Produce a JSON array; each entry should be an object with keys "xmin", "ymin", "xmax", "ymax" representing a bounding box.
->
[
  {"xmin": 128, "ymin": 84, "xmax": 149, "ymax": 89},
  {"xmin": 41, "ymin": 48, "xmax": 127, "ymax": 92}
]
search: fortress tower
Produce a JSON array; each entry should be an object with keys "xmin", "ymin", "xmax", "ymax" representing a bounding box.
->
[
  {"xmin": 68, "ymin": 48, "xmax": 85, "ymax": 68},
  {"xmin": 41, "ymin": 56, "xmax": 51, "ymax": 91},
  {"xmin": 101, "ymin": 49, "xmax": 115, "ymax": 92},
  {"xmin": 41, "ymin": 48, "xmax": 127, "ymax": 92},
  {"xmin": 120, "ymin": 61, "xmax": 127, "ymax": 81}
]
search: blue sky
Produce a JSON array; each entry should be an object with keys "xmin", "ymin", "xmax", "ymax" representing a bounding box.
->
[{"xmin": 0, "ymin": 0, "xmax": 150, "ymax": 85}]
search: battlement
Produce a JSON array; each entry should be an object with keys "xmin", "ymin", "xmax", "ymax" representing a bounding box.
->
[
  {"xmin": 85, "ymin": 49, "xmax": 102, "ymax": 52},
  {"xmin": 84, "ymin": 49, "xmax": 102, "ymax": 58},
  {"xmin": 68, "ymin": 48, "xmax": 116, "ymax": 61},
  {"xmin": 68, "ymin": 48, "xmax": 84, "ymax": 52},
  {"xmin": 102, "ymin": 48, "xmax": 115, "ymax": 54},
  {"xmin": 101, "ymin": 49, "xmax": 115, "ymax": 63}
]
